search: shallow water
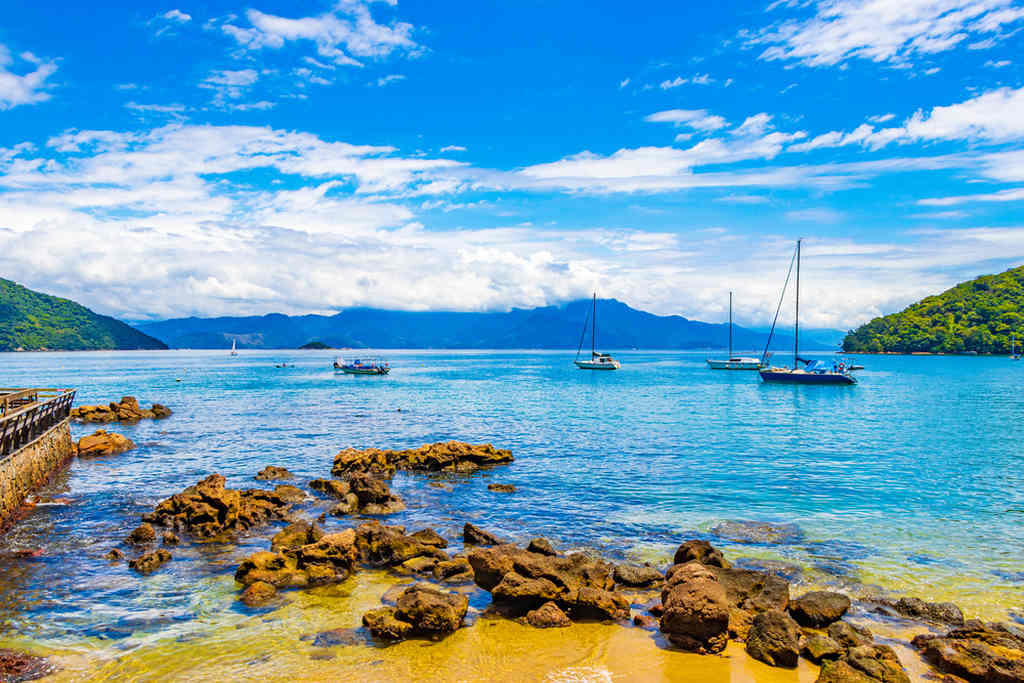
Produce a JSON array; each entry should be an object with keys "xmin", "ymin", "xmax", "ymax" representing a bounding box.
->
[{"xmin": 0, "ymin": 349, "xmax": 1021, "ymax": 679}]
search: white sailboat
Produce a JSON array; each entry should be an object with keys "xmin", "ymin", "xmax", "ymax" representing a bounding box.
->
[
  {"xmin": 230, "ymin": 339, "xmax": 238, "ymax": 356},
  {"xmin": 706, "ymin": 292, "xmax": 767, "ymax": 370},
  {"xmin": 574, "ymin": 293, "xmax": 620, "ymax": 370}
]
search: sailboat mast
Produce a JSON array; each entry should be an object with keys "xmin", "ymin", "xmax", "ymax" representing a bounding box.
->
[
  {"xmin": 592, "ymin": 292, "xmax": 596, "ymax": 356},
  {"xmin": 794, "ymin": 239, "xmax": 801, "ymax": 370},
  {"xmin": 728, "ymin": 291, "xmax": 733, "ymax": 359}
]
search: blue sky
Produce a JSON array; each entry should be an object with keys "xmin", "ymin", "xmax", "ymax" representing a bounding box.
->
[{"xmin": 1, "ymin": 0, "xmax": 1023, "ymax": 327}]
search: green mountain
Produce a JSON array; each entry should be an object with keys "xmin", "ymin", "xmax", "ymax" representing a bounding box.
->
[
  {"xmin": 842, "ymin": 266, "xmax": 1024, "ymax": 354},
  {"xmin": 0, "ymin": 279, "xmax": 167, "ymax": 351}
]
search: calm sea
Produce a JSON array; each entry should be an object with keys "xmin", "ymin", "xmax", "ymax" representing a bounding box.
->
[{"xmin": 0, "ymin": 349, "xmax": 1021, "ymax": 651}]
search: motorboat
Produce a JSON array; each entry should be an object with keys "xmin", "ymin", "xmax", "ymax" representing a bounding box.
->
[{"xmin": 334, "ymin": 358, "xmax": 390, "ymax": 375}]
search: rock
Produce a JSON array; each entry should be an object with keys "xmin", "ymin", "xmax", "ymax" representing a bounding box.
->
[
  {"xmin": 328, "ymin": 494, "xmax": 360, "ymax": 517},
  {"xmin": 613, "ymin": 563, "xmax": 663, "ymax": 587},
  {"xmin": 394, "ymin": 584, "xmax": 468, "ymax": 635},
  {"xmin": 400, "ymin": 556, "xmax": 438, "ymax": 575},
  {"xmin": 673, "ymin": 540, "xmax": 730, "ymax": 568},
  {"xmin": 141, "ymin": 474, "xmax": 292, "ymax": 538},
  {"xmin": 346, "ymin": 473, "xmax": 404, "ymax": 514},
  {"xmin": 817, "ymin": 645, "xmax": 910, "ymax": 683},
  {"xmin": 272, "ymin": 485, "xmax": 306, "ymax": 503},
  {"xmin": 572, "ymin": 586, "xmax": 631, "ymax": 621},
  {"xmin": 745, "ymin": 609, "xmax": 801, "ymax": 668},
  {"xmin": 127, "ymin": 523, "xmax": 156, "ymax": 545},
  {"xmin": 271, "ymin": 521, "xmax": 324, "ymax": 552},
  {"xmin": 240, "ymin": 581, "xmax": 277, "ymax": 607},
  {"xmin": 332, "ymin": 441, "xmax": 513, "ymax": 476},
  {"xmin": 488, "ymin": 483, "xmax": 516, "ymax": 493},
  {"xmin": 803, "ymin": 634, "xmax": 844, "ymax": 663},
  {"xmin": 827, "ymin": 621, "xmax": 875, "ymax": 649},
  {"xmin": 708, "ymin": 565, "xmax": 790, "ymax": 613},
  {"xmin": 729, "ymin": 607, "xmax": 754, "ymax": 640},
  {"xmin": 161, "ymin": 531, "xmax": 180, "ymax": 546},
  {"xmin": 363, "ymin": 608, "xmax": 414, "ymax": 640},
  {"xmin": 789, "ymin": 591, "xmax": 851, "ymax": 628},
  {"xmin": 912, "ymin": 621, "xmax": 1024, "ymax": 683},
  {"xmin": 353, "ymin": 521, "xmax": 448, "ymax": 568},
  {"xmin": 463, "ymin": 522, "xmax": 504, "ymax": 546},
  {"xmin": 129, "ymin": 549, "xmax": 171, "ymax": 574},
  {"xmin": 710, "ymin": 520, "xmax": 804, "ymax": 545},
  {"xmin": 433, "ymin": 557, "xmax": 473, "ymax": 583},
  {"xmin": 75, "ymin": 430, "xmax": 135, "ymax": 457},
  {"xmin": 255, "ymin": 466, "xmax": 293, "ymax": 481},
  {"xmin": 633, "ymin": 614, "xmax": 659, "ymax": 629},
  {"xmin": 526, "ymin": 601, "xmax": 571, "ymax": 628},
  {"xmin": 235, "ymin": 529, "xmax": 359, "ymax": 589},
  {"xmin": 409, "ymin": 529, "xmax": 448, "ymax": 548},
  {"xmin": 876, "ymin": 596, "xmax": 965, "ymax": 626},
  {"xmin": 104, "ymin": 548, "xmax": 124, "ymax": 561},
  {"xmin": 527, "ymin": 538, "xmax": 557, "ymax": 556},
  {"xmin": 70, "ymin": 396, "xmax": 170, "ymax": 424},
  {"xmin": 659, "ymin": 562, "xmax": 730, "ymax": 654},
  {"xmin": 0, "ymin": 649, "xmax": 53, "ymax": 682},
  {"xmin": 309, "ymin": 479, "xmax": 350, "ymax": 499}
]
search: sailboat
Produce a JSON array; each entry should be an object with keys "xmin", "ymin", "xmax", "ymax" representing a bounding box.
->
[
  {"xmin": 574, "ymin": 293, "xmax": 620, "ymax": 370},
  {"xmin": 706, "ymin": 292, "xmax": 767, "ymax": 370},
  {"xmin": 759, "ymin": 240, "xmax": 856, "ymax": 385},
  {"xmin": 230, "ymin": 339, "xmax": 238, "ymax": 356}
]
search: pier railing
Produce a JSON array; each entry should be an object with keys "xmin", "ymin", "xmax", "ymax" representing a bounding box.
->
[{"xmin": 0, "ymin": 388, "xmax": 76, "ymax": 460}]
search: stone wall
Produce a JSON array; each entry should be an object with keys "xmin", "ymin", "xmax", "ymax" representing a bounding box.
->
[{"xmin": 0, "ymin": 419, "xmax": 73, "ymax": 532}]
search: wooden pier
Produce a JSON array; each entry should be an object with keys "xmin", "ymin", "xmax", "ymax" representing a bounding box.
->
[{"xmin": 0, "ymin": 388, "xmax": 76, "ymax": 531}]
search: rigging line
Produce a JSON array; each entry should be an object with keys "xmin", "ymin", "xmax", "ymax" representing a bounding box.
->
[
  {"xmin": 576, "ymin": 304, "xmax": 591, "ymax": 360},
  {"xmin": 761, "ymin": 243, "xmax": 799, "ymax": 364}
]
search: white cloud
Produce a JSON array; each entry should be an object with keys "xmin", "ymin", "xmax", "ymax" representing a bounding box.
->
[
  {"xmin": 152, "ymin": 9, "xmax": 193, "ymax": 37},
  {"xmin": 644, "ymin": 109, "xmax": 728, "ymax": 132},
  {"xmin": 200, "ymin": 69, "xmax": 261, "ymax": 106},
  {"xmin": 785, "ymin": 207, "xmax": 843, "ymax": 222},
  {"xmin": 746, "ymin": 0, "xmax": 1024, "ymax": 67},
  {"xmin": 918, "ymin": 187, "xmax": 1024, "ymax": 206},
  {"xmin": 867, "ymin": 113, "xmax": 895, "ymax": 123},
  {"xmin": 659, "ymin": 73, "xmax": 713, "ymax": 89},
  {"xmin": 160, "ymin": 9, "xmax": 192, "ymax": 24},
  {"xmin": 374, "ymin": 74, "xmax": 405, "ymax": 87},
  {"xmin": 985, "ymin": 59, "xmax": 1011, "ymax": 67},
  {"xmin": 440, "ymin": 145, "xmax": 466, "ymax": 153},
  {"xmin": 0, "ymin": 44, "xmax": 58, "ymax": 110},
  {"xmin": 619, "ymin": 78, "xmax": 630, "ymax": 89},
  {"xmin": 220, "ymin": 1, "xmax": 419, "ymax": 68}
]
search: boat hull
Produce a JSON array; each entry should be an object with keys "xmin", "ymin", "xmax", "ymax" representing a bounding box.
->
[
  {"xmin": 706, "ymin": 359, "xmax": 761, "ymax": 370},
  {"xmin": 574, "ymin": 360, "xmax": 620, "ymax": 370},
  {"xmin": 340, "ymin": 367, "xmax": 389, "ymax": 375},
  {"xmin": 759, "ymin": 369, "xmax": 856, "ymax": 385}
]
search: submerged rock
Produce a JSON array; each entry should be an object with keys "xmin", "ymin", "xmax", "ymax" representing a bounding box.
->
[
  {"xmin": 129, "ymin": 549, "xmax": 171, "ymax": 574},
  {"xmin": 525, "ymin": 601, "xmax": 571, "ymax": 628},
  {"xmin": 104, "ymin": 548, "xmax": 124, "ymax": 562},
  {"xmin": 363, "ymin": 584, "xmax": 468, "ymax": 641},
  {"xmin": 332, "ymin": 441, "xmax": 513, "ymax": 476},
  {"xmin": 789, "ymin": 591, "xmax": 851, "ymax": 628},
  {"xmin": 710, "ymin": 520, "xmax": 804, "ymax": 545},
  {"xmin": 660, "ymin": 562, "xmax": 730, "ymax": 654},
  {"xmin": 912, "ymin": 620, "xmax": 1024, "ymax": 683},
  {"xmin": 745, "ymin": 609, "xmax": 801, "ymax": 668},
  {"xmin": 488, "ymin": 483, "xmax": 516, "ymax": 493},
  {"xmin": 873, "ymin": 596, "xmax": 965, "ymax": 627},
  {"xmin": 75, "ymin": 430, "xmax": 135, "ymax": 457},
  {"xmin": 240, "ymin": 581, "xmax": 277, "ymax": 607},
  {"xmin": 71, "ymin": 396, "xmax": 171, "ymax": 423},
  {"xmin": 0, "ymin": 649, "xmax": 53, "ymax": 682},
  {"xmin": 127, "ymin": 523, "xmax": 156, "ymax": 545},
  {"xmin": 142, "ymin": 474, "xmax": 293, "ymax": 538},
  {"xmin": 255, "ymin": 466, "xmax": 293, "ymax": 481},
  {"xmin": 463, "ymin": 523, "xmax": 504, "ymax": 546}
]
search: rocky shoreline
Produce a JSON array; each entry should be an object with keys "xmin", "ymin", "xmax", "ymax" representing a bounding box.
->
[{"xmin": 77, "ymin": 437, "xmax": 1022, "ymax": 683}]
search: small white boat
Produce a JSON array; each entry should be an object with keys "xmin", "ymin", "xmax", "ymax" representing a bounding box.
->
[
  {"xmin": 574, "ymin": 293, "xmax": 620, "ymax": 370},
  {"xmin": 707, "ymin": 292, "xmax": 767, "ymax": 370},
  {"xmin": 334, "ymin": 357, "xmax": 390, "ymax": 375},
  {"xmin": 230, "ymin": 339, "xmax": 238, "ymax": 356}
]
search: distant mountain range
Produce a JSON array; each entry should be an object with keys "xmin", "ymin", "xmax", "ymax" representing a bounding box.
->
[
  {"xmin": 0, "ymin": 279, "xmax": 167, "ymax": 352},
  {"xmin": 136, "ymin": 299, "xmax": 838, "ymax": 351},
  {"xmin": 843, "ymin": 265, "xmax": 1024, "ymax": 354}
]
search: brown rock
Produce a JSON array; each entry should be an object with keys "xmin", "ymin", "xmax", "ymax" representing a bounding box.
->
[
  {"xmin": 76, "ymin": 429, "xmax": 136, "ymax": 457},
  {"xmin": 161, "ymin": 531, "xmax": 180, "ymax": 546},
  {"xmin": 363, "ymin": 607, "xmax": 413, "ymax": 640},
  {"xmin": 400, "ymin": 556, "xmax": 439, "ymax": 574},
  {"xmin": 659, "ymin": 562, "xmax": 730, "ymax": 654},
  {"xmin": 240, "ymin": 580, "xmax": 277, "ymax": 607},
  {"xmin": 912, "ymin": 621, "xmax": 1024, "ymax": 683},
  {"xmin": 309, "ymin": 479, "xmax": 350, "ymax": 499},
  {"xmin": 803, "ymin": 634, "xmax": 844, "ymax": 664},
  {"xmin": 433, "ymin": 557, "xmax": 473, "ymax": 583},
  {"xmin": 613, "ymin": 563, "xmax": 663, "ymax": 587},
  {"xmin": 463, "ymin": 522, "xmax": 504, "ymax": 546},
  {"xmin": 235, "ymin": 551, "xmax": 309, "ymax": 589},
  {"xmin": 876, "ymin": 596, "xmax": 965, "ymax": 626},
  {"xmin": 104, "ymin": 548, "xmax": 124, "ymax": 561},
  {"xmin": 729, "ymin": 607, "xmax": 754, "ymax": 640},
  {"xmin": 71, "ymin": 397, "xmax": 170, "ymax": 424},
  {"xmin": 633, "ymin": 614, "xmax": 659, "ymax": 629},
  {"xmin": 332, "ymin": 441, "xmax": 513, "ymax": 476},
  {"xmin": 0, "ymin": 649, "xmax": 53, "ymax": 682},
  {"xmin": 527, "ymin": 538, "xmax": 557, "ymax": 556},
  {"xmin": 394, "ymin": 584, "xmax": 468, "ymax": 635},
  {"xmin": 526, "ymin": 601, "xmax": 571, "ymax": 628},
  {"xmin": 709, "ymin": 565, "xmax": 790, "ymax": 613},
  {"xmin": 789, "ymin": 591, "xmax": 851, "ymax": 628},
  {"xmin": 271, "ymin": 521, "xmax": 324, "ymax": 552},
  {"xmin": 329, "ymin": 494, "xmax": 360, "ymax": 516},
  {"xmin": 409, "ymin": 528, "xmax": 448, "ymax": 548},
  {"xmin": 817, "ymin": 644, "xmax": 910, "ymax": 683},
  {"xmin": 142, "ymin": 474, "xmax": 292, "ymax": 538},
  {"xmin": 127, "ymin": 523, "xmax": 156, "ymax": 545},
  {"xmin": 129, "ymin": 549, "xmax": 171, "ymax": 574},
  {"xmin": 353, "ymin": 521, "xmax": 447, "ymax": 567},
  {"xmin": 673, "ymin": 540, "xmax": 730, "ymax": 568},
  {"xmin": 571, "ymin": 586, "xmax": 630, "ymax": 621},
  {"xmin": 272, "ymin": 484, "xmax": 306, "ymax": 503},
  {"xmin": 255, "ymin": 466, "xmax": 293, "ymax": 481},
  {"xmin": 745, "ymin": 609, "xmax": 801, "ymax": 668},
  {"xmin": 488, "ymin": 483, "xmax": 516, "ymax": 493},
  {"xmin": 828, "ymin": 621, "xmax": 874, "ymax": 649}
]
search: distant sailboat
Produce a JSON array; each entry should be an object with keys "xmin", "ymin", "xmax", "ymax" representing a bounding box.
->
[
  {"xmin": 706, "ymin": 291, "xmax": 767, "ymax": 370},
  {"xmin": 759, "ymin": 240, "xmax": 856, "ymax": 385},
  {"xmin": 230, "ymin": 339, "xmax": 238, "ymax": 356},
  {"xmin": 574, "ymin": 293, "xmax": 620, "ymax": 370}
]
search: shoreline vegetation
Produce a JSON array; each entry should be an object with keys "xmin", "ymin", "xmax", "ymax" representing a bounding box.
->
[{"xmin": 10, "ymin": 407, "xmax": 1019, "ymax": 682}]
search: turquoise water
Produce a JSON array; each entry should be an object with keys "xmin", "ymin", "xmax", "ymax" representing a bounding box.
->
[{"xmin": 0, "ymin": 349, "xmax": 1022, "ymax": 648}]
